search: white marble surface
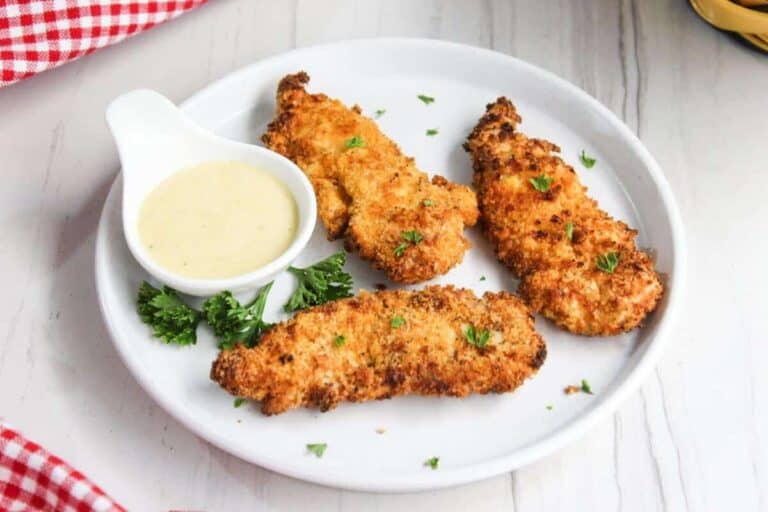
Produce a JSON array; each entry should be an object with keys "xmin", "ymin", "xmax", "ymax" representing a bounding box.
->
[{"xmin": 1, "ymin": 1, "xmax": 766, "ymax": 510}]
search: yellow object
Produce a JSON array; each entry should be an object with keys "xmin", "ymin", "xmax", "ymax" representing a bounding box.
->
[
  {"xmin": 138, "ymin": 161, "xmax": 299, "ymax": 279},
  {"xmin": 690, "ymin": 0, "xmax": 768, "ymax": 51}
]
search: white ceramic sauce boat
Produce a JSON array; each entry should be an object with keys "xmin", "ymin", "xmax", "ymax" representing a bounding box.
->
[{"xmin": 106, "ymin": 89, "xmax": 316, "ymax": 296}]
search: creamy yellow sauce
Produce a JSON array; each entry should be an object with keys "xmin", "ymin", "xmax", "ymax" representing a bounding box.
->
[{"xmin": 138, "ymin": 161, "xmax": 298, "ymax": 279}]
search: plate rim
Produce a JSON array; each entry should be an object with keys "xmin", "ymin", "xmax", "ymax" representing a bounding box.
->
[{"xmin": 95, "ymin": 37, "xmax": 687, "ymax": 493}]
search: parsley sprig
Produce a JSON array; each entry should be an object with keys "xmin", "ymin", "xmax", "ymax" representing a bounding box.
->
[
  {"xmin": 137, "ymin": 282, "xmax": 201, "ymax": 346},
  {"xmin": 394, "ymin": 230, "xmax": 424, "ymax": 258},
  {"xmin": 202, "ymin": 283, "xmax": 274, "ymax": 349},
  {"xmin": 284, "ymin": 251, "xmax": 354, "ymax": 313},
  {"xmin": 464, "ymin": 324, "xmax": 490, "ymax": 348}
]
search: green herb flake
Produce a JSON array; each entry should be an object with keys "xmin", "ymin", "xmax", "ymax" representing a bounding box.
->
[
  {"xmin": 374, "ymin": 109, "xmax": 386, "ymax": 119},
  {"xmin": 596, "ymin": 251, "xmax": 620, "ymax": 274},
  {"xmin": 202, "ymin": 283, "xmax": 274, "ymax": 349},
  {"xmin": 424, "ymin": 456, "xmax": 439, "ymax": 470},
  {"xmin": 422, "ymin": 199, "xmax": 435, "ymax": 207},
  {"xmin": 581, "ymin": 379, "xmax": 594, "ymax": 395},
  {"xmin": 417, "ymin": 94, "xmax": 435, "ymax": 105},
  {"xmin": 306, "ymin": 443, "xmax": 327, "ymax": 458},
  {"xmin": 344, "ymin": 135, "xmax": 366, "ymax": 149},
  {"xmin": 480, "ymin": 276, "xmax": 487, "ymax": 281},
  {"xmin": 546, "ymin": 404, "xmax": 553, "ymax": 411},
  {"xmin": 334, "ymin": 334, "xmax": 346, "ymax": 347},
  {"xmin": 464, "ymin": 325, "xmax": 491, "ymax": 348},
  {"xmin": 284, "ymin": 252, "xmax": 354, "ymax": 313},
  {"xmin": 579, "ymin": 150, "xmax": 596, "ymax": 168},
  {"xmin": 234, "ymin": 397, "xmax": 246, "ymax": 408},
  {"xmin": 529, "ymin": 175, "xmax": 553, "ymax": 193},
  {"xmin": 137, "ymin": 281, "xmax": 201, "ymax": 346},
  {"xmin": 565, "ymin": 222, "xmax": 574, "ymax": 241},
  {"xmin": 426, "ymin": 128, "xmax": 439, "ymax": 136},
  {"xmin": 394, "ymin": 230, "xmax": 424, "ymax": 257},
  {"xmin": 391, "ymin": 316, "xmax": 405, "ymax": 328}
]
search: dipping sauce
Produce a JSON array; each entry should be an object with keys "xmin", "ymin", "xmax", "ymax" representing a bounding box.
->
[{"xmin": 138, "ymin": 161, "xmax": 298, "ymax": 279}]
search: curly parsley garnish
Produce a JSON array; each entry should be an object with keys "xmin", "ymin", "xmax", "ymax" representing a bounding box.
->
[
  {"xmin": 307, "ymin": 443, "xmax": 327, "ymax": 458},
  {"xmin": 394, "ymin": 230, "xmax": 424, "ymax": 258},
  {"xmin": 565, "ymin": 222, "xmax": 574, "ymax": 241},
  {"xmin": 464, "ymin": 324, "xmax": 490, "ymax": 348},
  {"xmin": 137, "ymin": 281, "xmax": 201, "ymax": 346},
  {"xmin": 344, "ymin": 135, "xmax": 365, "ymax": 149},
  {"xmin": 596, "ymin": 251, "xmax": 620, "ymax": 273},
  {"xmin": 579, "ymin": 150, "xmax": 596, "ymax": 168},
  {"xmin": 426, "ymin": 128, "xmax": 439, "ymax": 136},
  {"xmin": 284, "ymin": 251, "xmax": 354, "ymax": 313},
  {"xmin": 391, "ymin": 315, "xmax": 405, "ymax": 328},
  {"xmin": 529, "ymin": 175, "xmax": 553, "ymax": 193},
  {"xmin": 202, "ymin": 283, "xmax": 274, "ymax": 349},
  {"xmin": 417, "ymin": 94, "xmax": 435, "ymax": 105},
  {"xmin": 424, "ymin": 456, "xmax": 439, "ymax": 470}
]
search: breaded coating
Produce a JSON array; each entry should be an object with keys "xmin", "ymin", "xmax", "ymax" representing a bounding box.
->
[
  {"xmin": 262, "ymin": 72, "xmax": 479, "ymax": 284},
  {"xmin": 464, "ymin": 98, "xmax": 663, "ymax": 336},
  {"xmin": 210, "ymin": 286, "xmax": 546, "ymax": 415}
]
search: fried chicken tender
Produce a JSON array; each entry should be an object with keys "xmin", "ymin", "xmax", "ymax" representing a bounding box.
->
[
  {"xmin": 262, "ymin": 72, "xmax": 478, "ymax": 283},
  {"xmin": 210, "ymin": 286, "xmax": 546, "ymax": 415},
  {"xmin": 464, "ymin": 98, "xmax": 663, "ymax": 336}
]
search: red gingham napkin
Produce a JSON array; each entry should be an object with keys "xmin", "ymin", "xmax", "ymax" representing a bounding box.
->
[
  {"xmin": 0, "ymin": 0, "xmax": 208, "ymax": 87},
  {"xmin": 0, "ymin": 422, "xmax": 124, "ymax": 511}
]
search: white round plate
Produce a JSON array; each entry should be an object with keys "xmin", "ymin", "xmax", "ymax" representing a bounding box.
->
[{"xmin": 95, "ymin": 39, "xmax": 685, "ymax": 492}]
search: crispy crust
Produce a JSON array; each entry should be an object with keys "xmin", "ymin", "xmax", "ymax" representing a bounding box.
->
[
  {"xmin": 210, "ymin": 286, "xmax": 545, "ymax": 415},
  {"xmin": 262, "ymin": 72, "xmax": 479, "ymax": 284},
  {"xmin": 464, "ymin": 98, "xmax": 663, "ymax": 336}
]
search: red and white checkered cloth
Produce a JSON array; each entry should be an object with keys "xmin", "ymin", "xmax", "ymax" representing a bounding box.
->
[
  {"xmin": 1, "ymin": 0, "xmax": 208, "ymax": 87},
  {"xmin": 0, "ymin": 422, "xmax": 124, "ymax": 511}
]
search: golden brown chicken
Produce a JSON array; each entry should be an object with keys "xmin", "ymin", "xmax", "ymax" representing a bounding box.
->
[
  {"xmin": 464, "ymin": 98, "xmax": 663, "ymax": 336},
  {"xmin": 210, "ymin": 285, "xmax": 546, "ymax": 415},
  {"xmin": 262, "ymin": 72, "xmax": 479, "ymax": 284}
]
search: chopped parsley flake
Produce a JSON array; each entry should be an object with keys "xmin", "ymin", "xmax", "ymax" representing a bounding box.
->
[
  {"xmin": 391, "ymin": 316, "xmax": 405, "ymax": 328},
  {"xmin": 596, "ymin": 251, "xmax": 620, "ymax": 273},
  {"xmin": 581, "ymin": 379, "xmax": 594, "ymax": 394},
  {"xmin": 566, "ymin": 222, "xmax": 574, "ymax": 241},
  {"xmin": 334, "ymin": 334, "xmax": 346, "ymax": 347},
  {"xmin": 480, "ymin": 276, "xmax": 487, "ymax": 281},
  {"xmin": 464, "ymin": 324, "xmax": 491, "ymax": 348},
  {"xmin": 424, "ymin": 456, "xmax": 439, "ymax": 470},
  {"xmin": 529, "ymin": 175, "xmax": 553, "ymax": 193},
  {"xmin": 546, "ymin": 404, "xmax": 553, "ymax": 410},
  {"xmin": 426, "ymin": 128, "xmax": 439, "ymax": 136},
  {"xmin": 306, "ymin": 443, "xmax": 327, "ymax": 458},
  {"xmin": 394, "ymin": 230, "xmax": 424, "ymax": 257},
  {"xmin": 344, "ymin": 135, "xmax": 365, "ymax": 149},
  {"xmin": 417, "ymin": 94, "xmax": 435, "ymax": 105},
  {"xmin": 579, "ymin": 150, "xmax": 596, "ymax": 168},
  {"xmin": 234, "ymin": 397, "xmax": 246, "ymax": 408},
  {"xmin": 374, "ymin": 109, "xmax": 386, "ymax": 118},
  {"xmin": 423, "ymin": 199, "xmax": 435, "ymax": 207}
]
